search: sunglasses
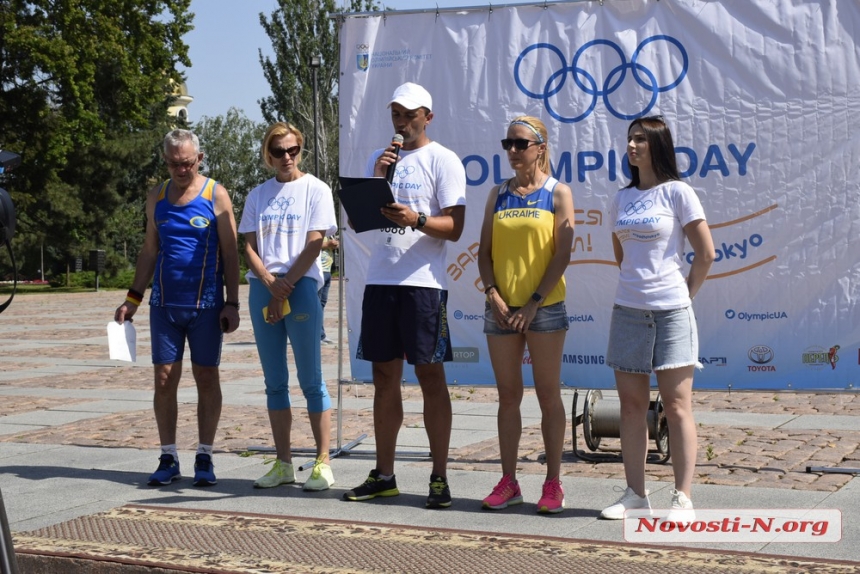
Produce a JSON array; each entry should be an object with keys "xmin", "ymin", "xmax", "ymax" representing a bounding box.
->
[
  {"xmin": 501, "ymin": 138, "xmax": 540, "ymax": 151},
  {"xmin": 269, "ymin": 145, "xmax": 301, "ymax": 159},
  {"xmin": 165, "ymin": 157, "xmax": 199, "ymax": 170}
]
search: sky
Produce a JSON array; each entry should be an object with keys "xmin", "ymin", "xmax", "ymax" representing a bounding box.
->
[{"xmin": 181, "ymin": 0, "xmax": 478, "ymax": 124}]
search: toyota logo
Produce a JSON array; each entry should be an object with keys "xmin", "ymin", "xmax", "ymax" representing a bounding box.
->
[
  {"xmin": 748, "ymin": 345, "xmax": 774, "ymax": 365},
  {"xmin": 513, "ymin": 35, "xmax": 688, "ymax": 123}
]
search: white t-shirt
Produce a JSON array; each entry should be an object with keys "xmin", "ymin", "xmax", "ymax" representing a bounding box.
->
[
  {"xmin": 363, "ymin": 141, "xmax": 466, "ymax": 289},
  {"xmin": 610, "ymin": 180, "xmax": 706, "ymax": 310},
  {"xmin": 238, "ymin": 174, "xmax": 337, "ymax": 289}
]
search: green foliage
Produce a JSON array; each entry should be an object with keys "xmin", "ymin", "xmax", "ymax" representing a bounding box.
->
[
  {"xmin": 48, "ymin": 268, "xmax": 136, "ymax": 289},
  {"xmin": 0, "ymin": 0, "xmax": 193, "ymax": 278},
  {"xmin": 259, "ymin": 0, "xmax": 380, "ymax": 199},
  {"xmin": 194, "ymin": 108, "xmax": 269, "ymax": 221}
]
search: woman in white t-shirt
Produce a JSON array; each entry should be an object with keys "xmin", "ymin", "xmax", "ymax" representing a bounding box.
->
[
  {"xmin": 238, "ymin": 122, "xmax": 337, "ymax": 493},
  {"xmin": 599, "ymin": 115, "xmax": 715, "ymax": 522}
]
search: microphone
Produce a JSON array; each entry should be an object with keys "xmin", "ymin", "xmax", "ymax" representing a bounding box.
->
[{"xmin": 385, "ymin": 134, "xmax": 404, "ymax": 184}]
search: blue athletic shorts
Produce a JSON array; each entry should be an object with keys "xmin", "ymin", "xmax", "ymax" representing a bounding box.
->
[
  {"xmin": 483, "ymin": 300, "xmax": 569, "ymax": 335},
  {"xmin": 606, "ymin": 304, "xmax": 699, "ymax": 374},
  {"xmin": 149, "ymin": 306, "xmax": 223, "ymax": 366},
  {"xmin": 357, "ymin": 284, "xmax": 452, "ymax": 365}
]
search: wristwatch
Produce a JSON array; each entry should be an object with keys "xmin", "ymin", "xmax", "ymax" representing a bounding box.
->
[
  {"xmin": 415, "ymin": 212, "xmax": 427, "ymax": 229},
  {"xmin": 531, "ymin": 292, "xmax": 543, "ymax": 304}
]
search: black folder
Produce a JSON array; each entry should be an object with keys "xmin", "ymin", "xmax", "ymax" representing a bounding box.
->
[{"xmin": 337, "ymin": 176, "xmax": 399, "ymax": 233}]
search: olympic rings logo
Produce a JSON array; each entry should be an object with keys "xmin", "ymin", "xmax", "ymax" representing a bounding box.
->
[
  {"xmin": 268, "ymin": 196, "xmax": 296, "ymax": 210},
  {"xmin": 513, "ymin": 35, "xmax": 688, "ymax": 123},
  {"xmin": 355, "ymin": 44, "xmax": 369, "ymax": 51},
  {"xmin": 624, "ymin": 200, "xmax": 653, "ymax": 216},
  {"xmin": 394, "ymin": 165, "xmax": 415, "ymax": 179}
]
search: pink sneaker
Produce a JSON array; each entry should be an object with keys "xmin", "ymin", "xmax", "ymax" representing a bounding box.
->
[
  {"xmin": 482, "ymin": 474, "xmax": 523, "ymax": 510},
  {"xmin": 537, "ymin": 476, "xmax": 565, "ymax": 514}
]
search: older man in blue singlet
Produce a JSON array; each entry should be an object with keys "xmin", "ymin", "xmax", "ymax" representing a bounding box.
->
[{"xmin": 114, "ymin": 129, "xmax": 241, "ymax": 488}]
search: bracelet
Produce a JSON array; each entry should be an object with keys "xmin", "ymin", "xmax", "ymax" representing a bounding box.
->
[
  {"xmin": 224, "ymin": 301, "xmax": 240, "ymax": 310},
  {"xmin": 484, "ymin": 284, "xmax": 497, "ymax": 295},
  {"xmin": 125, "ymin": 290, "xmax": 143, "ymax": 306}
]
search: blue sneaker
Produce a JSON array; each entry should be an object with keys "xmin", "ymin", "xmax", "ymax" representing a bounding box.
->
[
  {"xmin": 193, "ymin": 453, "xmax": 217, "ymax": 487},
  {"xmin": 148, "ymin": 454, "xmax": 181, "ymax": 486}
]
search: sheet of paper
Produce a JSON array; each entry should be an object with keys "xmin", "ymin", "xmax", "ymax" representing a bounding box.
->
[{"xmin": 107, "ymin": 321, "xmax": 136, "ymax": 362}]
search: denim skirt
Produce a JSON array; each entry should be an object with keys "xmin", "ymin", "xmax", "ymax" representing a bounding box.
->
[
  {"xmin": 606, "ymin": 304, "xmax": 699, "ymax": 374},
  {"xmin": 483, "ymin": 301, "xmax": 569, "ymax": 335}
]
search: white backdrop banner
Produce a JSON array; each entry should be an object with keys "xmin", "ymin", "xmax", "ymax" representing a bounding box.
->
[{"xmin": 336, "ymin": 0, "xmax": 860, "ymax": 391}]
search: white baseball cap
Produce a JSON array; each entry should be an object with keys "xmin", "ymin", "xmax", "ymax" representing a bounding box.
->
[{"xmin": 388, "ymin": 82, "xmax": 432, "ymax": 112}]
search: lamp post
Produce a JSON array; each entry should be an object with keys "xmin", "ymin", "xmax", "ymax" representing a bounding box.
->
[{"xmin": 310, "ymin": 55, "xmax": 321, "ymax": 178}]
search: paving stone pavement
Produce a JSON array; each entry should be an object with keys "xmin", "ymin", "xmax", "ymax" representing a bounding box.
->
[
  {"xmin": 0, "ymin": 283, "xmax": 857, "ymax": 493},
  {"xmin": 3, "ymin": 281, "xmax": 860, "ymax": 568}
]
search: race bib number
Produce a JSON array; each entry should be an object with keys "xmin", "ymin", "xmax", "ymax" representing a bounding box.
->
[{"xmin": 378, "ymin": 226, "xmax": 418, "ymax": 249}]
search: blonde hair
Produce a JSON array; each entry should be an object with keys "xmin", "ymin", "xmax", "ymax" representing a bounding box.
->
[
  {"xmin": 261, "ymin": 122, "xmax": 305, "ymax": 170},
  {"xmin": 509, "ymin": 115, "xmax": 550, "ymax": 174}
]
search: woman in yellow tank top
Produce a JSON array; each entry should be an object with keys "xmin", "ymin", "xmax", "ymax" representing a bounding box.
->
[{"xmin": 477, "ymin": 116, "xmax": 575, "ymax": 514}]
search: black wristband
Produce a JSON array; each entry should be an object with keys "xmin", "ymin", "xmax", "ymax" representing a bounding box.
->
[
  {"xmin": 484, "ymin": 285, "xmax": 497, "ymax": 295},
  {"xmin": 224, "ymin": 301, "xmax": 240, "ymax": 310},
  {"xmin": 128, "ymin": 288, "xmax": 144, "ymax": 300}
]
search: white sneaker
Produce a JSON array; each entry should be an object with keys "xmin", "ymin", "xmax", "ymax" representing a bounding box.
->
[
  {"xmin": 303, "ymin": 460, "xmax": 335, "ymax": 491},
  {"xmin": 253, "ymin": 459, "xmax": 295, "ymax": 488},
  {"xmin": 599, "ymin": 486, "xmax": 652, "ymax": 520},
  {"xmin": 663, "ymin": 489, "xmax": 696, "ymax": 523}
]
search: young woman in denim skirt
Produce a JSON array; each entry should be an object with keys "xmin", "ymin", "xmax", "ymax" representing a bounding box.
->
[{"xmin": 599, "ymin": 115, "xmax": 715, "ymax": 521}]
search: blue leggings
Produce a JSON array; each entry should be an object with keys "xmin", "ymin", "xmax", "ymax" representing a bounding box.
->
[{"xmin": 248, "ymin": 276, "xmax": 331, "ymax": 412}]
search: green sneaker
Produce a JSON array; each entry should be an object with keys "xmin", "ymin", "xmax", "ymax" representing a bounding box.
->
[
  {"xmin": 253, "ymin": 458, "xmax": 295, "ymax": 488},
  {"xmin": 342, "ymin": 469, "xmax": 399, "ymax": 501},
  {"xmin": 303, "ymin": 459, "xmax": 335, "ymax": 491}
]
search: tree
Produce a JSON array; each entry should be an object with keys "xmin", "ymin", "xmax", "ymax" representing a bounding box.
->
[
  {"xmin": 194, "ymin": 108, "xmax": 269, "ymax": 222},
  {"xmin": 0, "ymin": 1, "xmax": 192, "ymax": 278},
  {"xmin": 258, "ymin": 0, "xmax": 380, "ymax": 199}
]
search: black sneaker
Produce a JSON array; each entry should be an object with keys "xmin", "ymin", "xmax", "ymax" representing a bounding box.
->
[
  {"xmin": 426, "ymin": 473, "xmax": 452, "ymax": 509},
  {"xmin": 342, "ymin": 469, "xmax": 399, "ymax": 501}
]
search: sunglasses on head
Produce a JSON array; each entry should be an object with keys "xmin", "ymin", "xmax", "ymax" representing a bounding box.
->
[
  {"xmin": 269, "ymin": 145, "xmax": 301, "ymax": 159},
  {"xmin": 501, "ymin": 138, "xmax": 539, "ymax": 151},
  {"xmin": 639, "ymin": 114, "xmax": 665, "ymax": 123}
]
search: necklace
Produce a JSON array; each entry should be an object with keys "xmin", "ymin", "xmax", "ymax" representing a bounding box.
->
[{"xmin": 511, "ymin": 175, "xmax": 547, "ymax": 197}]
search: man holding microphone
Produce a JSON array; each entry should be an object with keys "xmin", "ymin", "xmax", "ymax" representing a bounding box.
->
[{"xmin": 343, "ymin": 82, "xmax": 466, "ymax": 509}]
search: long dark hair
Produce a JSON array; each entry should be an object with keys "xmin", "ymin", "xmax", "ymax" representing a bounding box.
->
[{"xmin": 624, "ymin": 116, "xmax": 681, "ymax": 189}]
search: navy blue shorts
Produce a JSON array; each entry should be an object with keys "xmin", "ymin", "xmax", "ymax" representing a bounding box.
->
[
  {"xmin": 149, "ymin": 306, "xmax": 223, "ymax": 366},
  {"xmin": 357, "ymin": 284, "xmax": 452, "ymax": 365}
]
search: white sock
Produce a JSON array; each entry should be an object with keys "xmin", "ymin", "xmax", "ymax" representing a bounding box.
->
[
  {"xmin": 197, "ymin": 444, "xmax": 213, "ymax": 456},
  {"xmin": 378, "ymin": 473, "xmax": 394, "ymax": 480},
  {"xmin": 160, "ymin": 444, "xmax": 178, "ymax": 460}
]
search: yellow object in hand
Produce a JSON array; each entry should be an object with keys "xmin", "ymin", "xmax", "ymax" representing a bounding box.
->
[{"xmin": 262, "ymin": 299, "xmax": 291, "ymax": 320}]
